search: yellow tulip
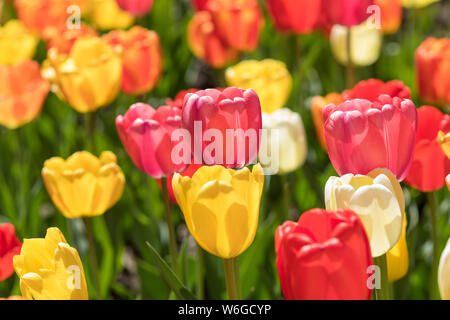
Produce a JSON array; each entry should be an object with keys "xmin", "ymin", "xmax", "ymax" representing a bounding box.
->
[
  {"xmin": 89, "ymin": 0, "xmax": 135, "ymax": 30},
  {"xmin": 42, "ymin": 151, "xmax": 125, "ymax": 219},
  {"xmin": 330, "ymin": 21, "xmax": 383, "ymax": 67},
  {"xmin": 13, "ymin": 227, "xmax": 88, "ymax": 300},
  {"xmin": 387, "ymin": 216, "xmax": 409, "ymax": 282},
  {"xmin": 439, "ymin": 238, "xmax": 450, "ymax": 300},
  {"xmin": 402, "ymin": 0, "xmax": 439, "ymax": 8},
  {"xmin": 225, "ymin": 59, "xmax": 292, "ymax": 114},
  {"xmin": 325, "ymin": 168, "xmax": 404, "ymax": 257},
  {"xmin": 172, "ymin": 164, "xmax": 264, "ymax": 259},
  {"xmin": 42, "ymin": 36, "xmax": 122, "ymax": 113},
  {"xmin": 0, "ymin": 20, "xmax": 38, "ymax": 65},
  {"xmin": 438, "ymin": 130, "xmax": 450, "ymax": 159}
]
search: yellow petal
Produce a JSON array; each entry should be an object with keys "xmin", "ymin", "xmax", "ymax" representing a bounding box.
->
[{"xmin": 387, "ymin": 216, "xmax": 409, "ymax": 282}]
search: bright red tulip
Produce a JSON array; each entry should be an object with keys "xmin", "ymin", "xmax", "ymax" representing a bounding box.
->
[
  {"xmin": 104, "ymin": 26, "xmax": 163, "ymax": 96},
  {"xmin": 191, "ymin": 0, "xmax": 210, "ymax": 11},
  {"xmin": 0, "ymin": 223, "xmax": 22, "ymax": 281},
  {"xmin": 166, "ymin": 89, "xmax": 200, "ymax": 109},
  {"xmin": 116, "ymin": 0, "xmax": 154, "ymax": 16},
  {"xmin": 324, "ymin": 0, "xmax": 374, "ymax": 27},
  {"xmin": 182, "ymin": 87, "xmax": 262, "ymax": 168},
  {"xmin": 44, "ymin": 23, "xmax": 98, "ymax": 54},
  {"xmin": 266, "ymin": 0, "xmax": 322, "ymax": 34},
  {"xmin": 323, "ymin": 95, "xmax": 417, "ymax": 181},
  {"xmin": 342, "ymin": 79, "xmax": 412, "ymax": 101},
  {"xmin": 405, "ymin": 106, "xmax": 450, "ymax": 192},
  {"xmin": 116, "ymin": 103, "xmax": 188, "ymax": 178},
  {"xmin": 276, "ymin": 209, "xmax": 373, "ymax": 300}
]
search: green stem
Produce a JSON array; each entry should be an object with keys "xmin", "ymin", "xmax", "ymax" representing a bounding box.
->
[
  {"xmin": 85, "ymin": 112, "xmax": 96, "ymax": 153},
  {"xmin": 427, "ymin": 192, "xmax": 439, "ymax": 300},
  {"xmin": 374, "ymin": 255, "xmax": 390, "ymax": 300},
  {"xmin": 280, "ymin": 174, "xmax": 291, "ymax": 221},
  {"xmin": 346, "ymin": 27, "xmax": 354, "ymax": 89},
  {"xmin": 83, "ymin": 218, "xmax": 101, "ymax": 299},
  {"xmin": 161, "ymin": 177, "xmax": 179, "ymax": 277},
  {"xmin": 196, "ymin": 245, "xmax": 204, "ymax": 299},
  {"xmin": 223, "ymin": 258, "xmax": 241, "ymax": 300}
]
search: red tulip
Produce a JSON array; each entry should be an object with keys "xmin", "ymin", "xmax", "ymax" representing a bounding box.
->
[
  {"xmin": 342, "ymin": 79, "xmax": 412, "ymax": 101},
  {"xmin": 116, "ymin": 103, "xmax": 188, "ymax": 178},
  {"xmin": 266, "ymin": 0, "xmax": 322, "ymax": 34},
  {"xmin": 405, "ymin": 106, "xmax": 450, "ymax": 192},
  {"xmin": 116, "ymin": 0, "xmax": 154, "ymax": 16},
  {"xmin": 375, "ymin": 0, "xmax": 402, "ymax": 35},
  {"xmin": 166, "ymin": 89, "xmax": 200, "ymax": 109},
  {"xmin": 104, "ymin": 26, "xmax": 163, "ymax": 96},
  {"xmin": 0, "ymin": 223, "xmax": 22, "ymax": 281},
  {"xmin": 276, "ymin": 209, "xmax": 373, "ymax": 300},
  {"xmin": 44, "ymin": 23, "xmax": 98, "ymax": 54},
  {"xmin": 323, "ymin": 95, "xmax": 417, "ymax": 181},
  {"xmin": 324, "ymin": 0, "xmax": 375, "ymax": 27},
  {"xmin": 182, "ymin": 87, "xmax": 262, "ymax": 168},
  {"xmin": 191, "ymin": 0, "xmax": 210, "ymax": 11}
]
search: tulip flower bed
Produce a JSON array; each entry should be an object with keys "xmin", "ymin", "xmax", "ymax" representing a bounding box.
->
[{"xmin": 0, "ymin": 0, "xmax": 449, "ymax": 302}]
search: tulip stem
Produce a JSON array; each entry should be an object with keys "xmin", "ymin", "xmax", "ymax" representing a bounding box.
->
[
  {"xmin": 83, "ymin": 218, "xmax": 101, "ymax": 299},
  {"xmin": 427, "ymin": 192, "xmax": 440, "ymax": 299},
  {"xmin": 197, "ymin": 244, "xmax": 204, "ymax": 299},
  {"xmin": 374, "ymin": 254, "xmax": 390, "ymax": 300},
  {"xmin": 85, "ymin": 112, "xmax": 96, "ymax": 154},
  {"xmin": 161, "ymin": 177, "xmax": 179, "ymax": 277},
  {"xmin": 223, "ymin": 258, "xmax": 241, "ymax": 300},
  {"xmin": 346, "ymin": 27, "xmax": 355, "ymax": 89}
]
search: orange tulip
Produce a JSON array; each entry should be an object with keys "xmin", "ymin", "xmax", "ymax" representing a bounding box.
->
[
  {"xmin": 188, "ymin": 11, "xmax": 239, "ymax": 68},
  {"xmin": 0, "ymin": 60, "xmax": 50, "ymax": 129},
  {"xmin": 104, "ymin": 26, "xmax": 163, "ymax": 95},
  {"xmin": 311, "ymin": 93, "xmax": 343, "ymax": 150},
  {"xmin": 44, "ymin": 23, "xmax": 98, "ymax": 54},
  {"xmin": 375, "ymin": 0, "xmax": 402, "ymax": 34}
]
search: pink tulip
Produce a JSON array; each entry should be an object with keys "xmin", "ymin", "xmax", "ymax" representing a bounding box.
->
[
  {"xmin": 324, "ymin": 0, "xmax": 374, "ymax": 27},
  {"xmin": 182, "ymin": 87, "xmax": 262, "ymax": 168},
  {"xmin": 116, "ymin": 0, "xmax": 153, "ymax": 16},
  {"xmin": 116, "ymin": 103, "xmax": 187, "ymax": 178},
  {"xmin": 323, "ymin": 95, "xmax": 417, "ymax": 181}
]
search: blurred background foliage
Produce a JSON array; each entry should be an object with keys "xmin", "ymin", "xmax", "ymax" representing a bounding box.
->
[{"xmin": 0, "ymin": 0, "xmax": 449, "ymax": 300}]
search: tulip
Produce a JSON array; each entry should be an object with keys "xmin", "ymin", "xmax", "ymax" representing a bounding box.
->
[
  {"xmin": 439, "ymin": 130, "xmax": 450, "ymax": 159},
  {"xmin": 206, "ymin": 0, "xmax": 263, "ymax": 52},
  {"xmin": 188, "ymin": 11, "xmax": 239, "ymax": 68},
  {"xmin": 116, "ymin": 0, "xmax": 154, "ymax": 16},
  {"xmin": 265, "ymin": 0, "xmax": 322, "ymax": 34},
  {"xmin": 116, "ymin": 103, "xmax": 187, "ymax": 178},
  {"xmin": 375, "ymin": 0, "xmax": 402, "ymax": 34},
  {"xmin": 330, "ymin": 20, "xmax": 383, "ymax": 67},
  {"xmin": 0, "ymin": 60, "xmax": 50, "ymax": 129},
  {"xmin": 324, "ymin": 0, "xmax": 374, "ymax": 27},
  {"xmin": 0, "ymin": 223, "xmax": 22, "ymax": 281},
  {"xmin": 259, "ymin": 109, "xmax": 307, "ymax": 174},
  {"xmin": 89, "ymin": 0, "xmax": 135, "ymax": 30},
  {"xmin": 161, "ymin": 163, "xmax": 202, "ymax": 204},
  {"xmin": 166, "ymin": 89, "xmax": 200, "ymax": 109},
  {"xmin": 13, "ymin": 227, "xmax": 88, "ymax": 300},
  {"xmin": 191, "ymin": 0, "xmax": 210, "ymax": 11},
  {"xmin": 416, "ymin": 38, "xmax": 450, "ymax": 108},
  {"xmin": 0, "ymin": 20, "xmax": 38, "ymax": 65},
  {"xmin": 172, "ymin": 163, "xmax": 264, "ymax": 258},
  {"xmin": 402, "ymin": 0, "xmax": 440, "ymax": 8},
  {"xmin": 325, "ymin": 168, "xmax": 405, "ymax": 257},
  {"xmin": 42, "ymin": 151, "xmax": 125, "ymax": 219},
  {"xmin": 225, "ymin": 59, "xmax": 292, "ymax": 114},
  {"xmin": 311, "ymin": 93, "xmax": 343, "ymax": 150},
  {"xmin": 276, "ymin": 208, "xmax": 373, "ymax": 300},
  {"xmin": 44, "ymin": 23, "xmax": 98, "ymax": 55},
  {"xmin": 323, "ymin": 95, "xmax": 417, "ymax": 181},
  {"xmin": 103, "ymin": 26, "xmax": 163, "ymax": 96},
  {"xmin": 42, "ymin": 36, "xmax": 122, "ymax": 113},
  {"xmin": 387, "ymin": 216, "xmax": 409, "ymax": 282},
  {"xmin": 182, "ymin": 87, "xmax": 262, "ymax": 168},
  {"xmin": 341, "ymin": 79, "xmax": 412, "ymax": 101},
  {"xmin": 439, "ymin": 238, "xmax": 450, "ymax": 299},
  {"xmin": 405, "ymin": 106, "xmax": 450, "ymax": 192}
]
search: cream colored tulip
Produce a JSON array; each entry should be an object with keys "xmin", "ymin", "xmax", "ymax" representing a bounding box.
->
[
  {"xmin": 439, "ymin": 238, "xmax": 450, "ymax": 300},
  {"xmin": 330, "ymin": 21, "xmax": 383, "ymax": 67},
  {"xmin": 259, "ymin": 108, "xmax": 307, "ymax": 175},
  {"xmin": 325, "ymin": 168, "xmax": 404, "ymax": 257}
]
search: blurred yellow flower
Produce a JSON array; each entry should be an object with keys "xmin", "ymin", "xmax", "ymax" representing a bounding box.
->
[
  {"xmin": 225, "ymin": 59, "xmax": 292, "ymax": 114},
  {"xmin": 330, "ymin": 21, "xmax": 383, "ymax": 67},
  {"xmin": 439, "ymin": 238, "xmax": 450, "ymax": 299},
  {"xmin": 42, "ymin": 151, "xmax": 125, "ymax": 219},
  {"xmin": 89, "ymin": 0, "xmax": 135, "ymax": 30},
  {"xmin": 172, "ymin": 164, "xmax": 264, "ymax": 259},
  {"xmin": 325, "ymin": 168, "xmax": 404, "ymax": 257},
  {"xmin": 402, "ymin": 0, "xmax": 439, "ymax": 8},
  {"xmin": 438, "ymin": 130, "xmax": 450, "ymax": 159},
  {"xmin": 387, "ymin": 216, "xmax": 409, "ymax": 282},
  {"xmin": 42, "ymin": 36, "xmax": 122, "ymax": 113},
  {"xmin": 13, "ymin": 227, "xmax": 88, "ymax": 300},
  {"xmin": 0, "ymin": 20, "xmax": 38, "ymax": 65}
]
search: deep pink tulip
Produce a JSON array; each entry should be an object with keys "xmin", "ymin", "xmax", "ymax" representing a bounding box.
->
[
  {"xmin": 323, "ymin": 95, "xmax": 417, "ymax": 181},
  {"xmin": 116, "ymin": 103, "xmax": 188, "ymax": 178},
  {"xmin": 182, "ymin": 87, "xmax": 262, "ymax": 168},
  {"xmin": 324, "ymin": 0, "xmax": 374, "ymax": 27},
  {"xmin": 116, "ymin": 0, "xmax": 153, "ymax": 16}
]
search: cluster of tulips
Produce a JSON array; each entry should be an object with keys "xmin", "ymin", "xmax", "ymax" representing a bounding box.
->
[{"xmin": 0, "ymin": 0, "xmax": 449, "ymax": 301}]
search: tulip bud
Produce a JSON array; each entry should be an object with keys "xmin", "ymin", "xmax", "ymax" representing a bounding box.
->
[
  {"xmin": 0, "ymin": 223, "xmax": 22, "ymax": 281},
  {"xmin": 276, "ymin": 208, "xmax": 373, "ymax": 300},
  {"xmin": 325, "ymin": 168, "xmax": 405, "ymax": 257},
  {"xmin": 225, "ymin": 59, "xmax": 292, "ymax": 114},
  {"xmin": 330, "ymin": 20, "xmax": 383, "ymax": 67},
  {"xmin": 191, "ymin": 0, "xmax": 209, "ymax": 11},
  {"xmin": 311, "ymin": 93, "xmax": 343, "ymax": 150},
  {"xmin": 324, "ymin": 0, "xmax": 375, "ymax": 27},
  {"xmin": 89, "ymin": 0, "xmax": 135, "ymax": 30},
  {"xmin": 42, "ymin": 151, "xmax": 125, "ymax": 219},
  {"xmin": 172, "ymin": 164, "xmax": 264, "ymax": 259},
  {"xmin": 13, "ymin": 228, "xmax": 88, "ymax": 300},
  {"xmin": 0, "ymin": 60, "xmax": 50, "ymax": 129},
  {"xmin": 259, "ymin": 109, "xmax": 307, "ymax": 174},
  {"xmin": 341, "ymin": 79, "xmax": 412, "ymax": 101},
  {"xmin": 116, "ymin": 0, "xmax": 154, "ymax": 16},
  {"xmin": 104, "ymin": 26, "xmax": 163, "ymax": 96},
  {"xmin": 402, "ymin": 0, "xmax": 440, "ymax": 8},
  {"xmin": 44, "ymin": 23, "xmax": 98, "ymax": 55},
  {"xmin": 0, "ymin": 20, "xmax": 38, "ymax": 66},
  {"xmin": 375, "ymin": 0, "xmax": 402, "ymax": 34},
  {"xmin": 439, "ymin": 238, "xmax": 450, "ymax": 299}
]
